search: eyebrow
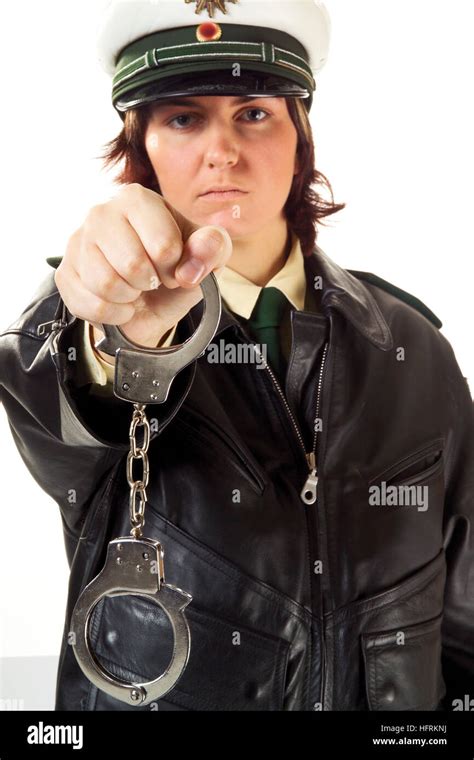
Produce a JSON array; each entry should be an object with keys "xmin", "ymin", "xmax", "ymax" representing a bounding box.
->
[{"xmin": 151, "ymin": 96, "xmax": 266, "ymax": 110}]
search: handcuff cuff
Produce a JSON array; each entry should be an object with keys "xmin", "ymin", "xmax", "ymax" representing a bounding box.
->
[{"xmin": 70, "ymin": 273, "xmax": 221, "ymax": 706}]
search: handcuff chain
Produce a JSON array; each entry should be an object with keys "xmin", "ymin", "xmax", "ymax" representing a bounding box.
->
[{"xmin": 126, "ymin": 402, "xmax": 151, "ymax": 539}]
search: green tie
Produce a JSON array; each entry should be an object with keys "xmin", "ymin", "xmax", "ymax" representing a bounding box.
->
[{"xmin": 246, "ymin": 287, "xmax": 291, "ymax": 384}]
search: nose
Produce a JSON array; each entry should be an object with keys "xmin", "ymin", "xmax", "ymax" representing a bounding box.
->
[{"xmin": 204, "ymin": 120, "xmax": 239, "ymax": 169}]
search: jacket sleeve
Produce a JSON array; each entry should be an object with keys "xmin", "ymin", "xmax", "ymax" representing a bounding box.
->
[
  {"xmin": 0, "ymin": 270, "xmax": 195, "ymax": 564},
  {"xmin": 440, "ymin": 337, "xmax": 474, "ymax": 707}
]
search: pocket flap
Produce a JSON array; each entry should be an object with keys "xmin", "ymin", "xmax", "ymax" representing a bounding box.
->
[
  {"xmin": 362, "ymin": 615, "xmax": 446, "ymax": 710},
  {"xmin": 89, "ymin": 595, "xmax": 290, "ymax": 711}
]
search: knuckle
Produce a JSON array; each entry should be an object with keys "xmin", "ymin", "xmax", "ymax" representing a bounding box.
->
[
  {"xmin": 129, "ymin": 182, "xmax": 146, "ymax": 195},
  {"xmin": 119, "ymin": 183, "xmax": 135, "ymax": 198},
  {"xmin": 123, "ymin": 182, "xmax": 147, "ymax": 203},
  {"xmin": 121, "ymin": 254, "xmax": 146, "ymax": 282},
  {"xmin": 152, "ymin": 237, "xmax": 182, "ymax": 264},
  {"xmin": 84, "ymin": 204, "xmax": 106, "ymax": 232},
  {"xmin": 89, "ymin": 203, "xmax": 106, "ymax": 220},
  {"xmin": 96, "ymin": 270, "xmax": 119, "ymax": 297},
  {"xmin": 68, "ymin": 226, "xmax": 83, "ymax": 246}
]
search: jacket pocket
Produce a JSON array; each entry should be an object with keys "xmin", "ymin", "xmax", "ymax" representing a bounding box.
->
[
  {"xmin": 174, "ymin": 407, "xmax": 268, "ymax": 495},
  {"xmin": 88, "ymin": 595, "xmax": 290, "ymax": 711},
  {"xmin": 361, "ymin": 613, "xmax": 446, "ymax": 710},
  {"xmin": 369, "ymin": 438, "xmax": 445, "ymax": 489}
]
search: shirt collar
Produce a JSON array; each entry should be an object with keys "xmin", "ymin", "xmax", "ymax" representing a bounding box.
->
[
  {"xmin": 215, "ymin": 231, "xmax": 306, "ymax": 319},
  {"xmin": 191, "ymin": 241, "xmax": 394, "ymax": 351}
]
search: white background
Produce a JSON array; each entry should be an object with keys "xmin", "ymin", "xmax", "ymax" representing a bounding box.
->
[{"xmin": 0, "ymin": 0, "xmax": 472, "ymax": 707}]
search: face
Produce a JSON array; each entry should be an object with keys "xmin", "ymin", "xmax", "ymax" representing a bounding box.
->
[{"xmin": 143, "ymin": 95, "xmax": 299, "ymax": 238}]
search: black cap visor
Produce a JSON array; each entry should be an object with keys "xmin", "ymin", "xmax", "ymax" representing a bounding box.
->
[{"xmin": 115, "ymin": 70, "xmax": 310, "ymax": 113}]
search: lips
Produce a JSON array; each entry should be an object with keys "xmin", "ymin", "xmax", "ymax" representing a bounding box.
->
[
  {"xmin": 199, "ymin": 185, "xmax": 247, "ymax": 195},
  {"xmin": 199, "ymin": 188, "xmax": 247, "ymax": 200}
]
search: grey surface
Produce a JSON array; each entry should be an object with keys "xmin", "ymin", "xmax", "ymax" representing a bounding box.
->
[{"xmin": 0, "ymin": 656, "xmax": 58, "ymax": 710}]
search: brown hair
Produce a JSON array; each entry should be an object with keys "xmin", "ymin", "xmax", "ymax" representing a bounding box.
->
[{"xmin": 98, "ymin": 97, "xmax": 345, "ymax": 257}]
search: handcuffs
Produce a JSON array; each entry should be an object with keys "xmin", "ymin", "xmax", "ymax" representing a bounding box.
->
[{"xmin": 70, "ymin": 273, "xmax": 221, "ymax": 706}]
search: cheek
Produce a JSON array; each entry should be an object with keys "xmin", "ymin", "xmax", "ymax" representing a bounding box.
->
[
  {"xmin": 145, "ymin": 131, "xmax": 196, "ymax": 192},
  {"xmin": 252, "ymin": 132, "xmax": 298, "ymax": 193}
]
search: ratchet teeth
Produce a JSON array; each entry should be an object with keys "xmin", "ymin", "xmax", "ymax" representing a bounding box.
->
[
  {"xmin": 93, "ymin": 331, "xmax": 117, "ymax": 357},
  {"xmin": 94, "ymin": 324, "xmax": 140, "ymax": 356}
]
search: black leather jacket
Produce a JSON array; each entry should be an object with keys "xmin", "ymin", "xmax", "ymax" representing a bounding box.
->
[{"xmin": 1, "ymin": 245, "xmax": 472, "ymax": 711}]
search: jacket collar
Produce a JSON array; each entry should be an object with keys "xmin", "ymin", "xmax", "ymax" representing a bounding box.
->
[
  {"xmin": 189, "ymin": 244, "xmax": 393, "ymax": 351},
  {"xmin": 306, "ymin": 244, "xmax": 393, "ymax": 350}
]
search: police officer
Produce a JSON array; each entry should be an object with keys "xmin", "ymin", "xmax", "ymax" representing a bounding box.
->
[
  {"xmin": 61, "ymin": 0, "xmax": 333, "ymax": 394},
  {"xmin": 1, "ymin": 0, "xmax": 472, "ymax": 712}
]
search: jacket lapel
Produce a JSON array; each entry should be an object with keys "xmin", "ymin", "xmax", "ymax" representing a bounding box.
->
[{"xmin": 190, "ymin": 244, "xmax": 393, "ymax": 352}]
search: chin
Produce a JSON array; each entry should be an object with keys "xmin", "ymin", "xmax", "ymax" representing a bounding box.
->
[{"xmin": 194, "ymin": 212, "xmax": 255, "ymax": 237}]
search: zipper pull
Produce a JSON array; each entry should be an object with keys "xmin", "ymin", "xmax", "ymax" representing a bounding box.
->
[
  {"xmin": 301, "ymin": 451, "xmax": 318, "ymax": 505},
  {"xmin": 37, "ymin": 318, "xmax": 67, "ymax": 337}
]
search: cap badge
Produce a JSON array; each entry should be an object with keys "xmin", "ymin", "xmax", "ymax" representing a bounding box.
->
[
  {"xmin": 196, "ymin": 22, "xmax": 222, "ymax": 41},
  {"xmin": 185, "ymin": 0, "xmax": 238, "ymax": 19}
]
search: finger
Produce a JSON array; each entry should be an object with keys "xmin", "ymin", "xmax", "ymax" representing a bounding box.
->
[
  {"xmin": 89, "ymin": 203, "xmax": 161, "ymax": 292},
  {"xmin": 55, "ymin": 259, "xmax": 136, "ymax": 326},
  {"xmin": 76, "ymin": 241, "xmax": 142, "ymax": 304},
  {"xmin": 121, "ymin": 186, "xmax": 185, "ymax": 289}
]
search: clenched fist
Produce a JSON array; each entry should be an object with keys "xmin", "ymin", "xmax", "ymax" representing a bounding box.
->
[{"xmin": 55, "ymin": 183, "xmax": 232, "ymax": 355}]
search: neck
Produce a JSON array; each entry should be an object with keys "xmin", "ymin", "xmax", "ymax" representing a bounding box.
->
[{"xmin": 227, "ymin": 215, "xmax": 292, "ymax": 286}]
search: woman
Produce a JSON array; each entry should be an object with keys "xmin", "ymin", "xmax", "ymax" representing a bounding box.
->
[{"xmin": 0, "ymin": 0, "xmax": 472, "ymax": 712}]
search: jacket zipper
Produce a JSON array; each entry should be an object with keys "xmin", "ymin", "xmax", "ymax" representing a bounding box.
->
[
  {"xmin": 252, "ymin": 341, "xmax": 329, "ymax": 503},
  {"xmin": 37, "ymin": 291, "xmax": 70, "ymax": 339},
  {"xmin": 250, "ymin": 336, "xmax": 330, "ymax": 710}
]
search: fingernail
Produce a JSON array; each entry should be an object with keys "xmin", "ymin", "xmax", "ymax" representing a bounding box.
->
[{"xmin": 177, "ymin": 258, "xmax": 206, "ymax": 284}]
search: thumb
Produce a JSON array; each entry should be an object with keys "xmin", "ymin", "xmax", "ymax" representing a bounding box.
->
[
  {"xmin": 183, "ymin": 225, "xmax": 232, "ymax": 263},
  {"xmin": 160, "ymin": 197, "xmax": 232, "ymax": 261}
]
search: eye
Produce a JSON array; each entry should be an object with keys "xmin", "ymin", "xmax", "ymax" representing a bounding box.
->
[
  {"xmin": 167, "ymin": 113, "xmax": 199, "ymax": 130},
  {"xmin": 240, "ymin": 108, "xmax": 270, "ymax": 122}
]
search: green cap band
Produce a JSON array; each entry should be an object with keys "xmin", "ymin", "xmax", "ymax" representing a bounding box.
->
[{"xmin": 112, "ymin": 23, "xmax": 315, "ymax": 111}]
